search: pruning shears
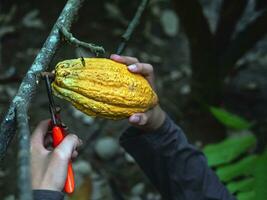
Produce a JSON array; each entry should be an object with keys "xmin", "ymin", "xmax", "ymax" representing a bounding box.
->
[{"xmin": 43, "ymin": 73, "xmax": 75, "ymax": 194}]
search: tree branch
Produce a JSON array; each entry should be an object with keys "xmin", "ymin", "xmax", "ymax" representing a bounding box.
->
[
  {"xmin": 116, "ymin": 0, "xmax": 149, "ymax": 55},
  {"xmin": 215, "ymin": 0, "xmax": 249, "ymax": 56},
  {"xmin": 16, "ymin": 103, "xmax": 32, "ymax": 200},
  {"xmin": 221, "ymin": 9, "xmax": 267, "ymax": 76},
  {"xmin": 59, "ymin": 25, "xmax": 105, "ymax": 56},
  {"xmin": 0, "ymin": 0, "xmax": 85, "ymax": 160}
]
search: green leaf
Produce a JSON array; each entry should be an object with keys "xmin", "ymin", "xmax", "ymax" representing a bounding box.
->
[
  {"xmin": 204, "ymin": 136, "xmax": 267, "ymax": 200},
  {"xmin": 237, "ymin": 191, "xmax": 255, "ymax": 200},
  {"xmin": 209, "ymin": 106, "xmax": 253, "ymax": 130},
  {"xmin": 216, "ymin": 155, "xmax": 258, "ymax": 182},
  {"xmin": 227, "ymin": 178, "xmax": 254, "ymax": 194},
  {"xmin": 253, "ymin": 150, "xmax": 267, "ymax": 200},
  {"xmin": 204, "ymin": 134, "xmax": 257, "ymax": 167}
]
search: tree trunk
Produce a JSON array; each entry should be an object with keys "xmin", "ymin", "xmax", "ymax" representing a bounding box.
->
[
  {"xmin": 190, "ymin": 48, "xmax": 223, "ymax": 106},
  {"xmin": 173, "ymin": 0, "xmax": 223, "ymax": 106}
]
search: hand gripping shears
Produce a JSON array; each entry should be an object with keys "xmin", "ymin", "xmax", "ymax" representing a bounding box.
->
[{"xmin": 43, "ymin": 73, "xmax": 75, "ymax": 194}]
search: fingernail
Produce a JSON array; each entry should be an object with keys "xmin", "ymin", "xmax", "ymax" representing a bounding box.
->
[
  {"xmin": 131, "ymin": 115, "xmax": 140, "ymax": 123},
  {"xmin": 111, "ymin": 54, "xmax": 121, "ymax": 59},
  {"xmin": 128, "ymin": 64, "xmax": 137, "ymax": 72}
]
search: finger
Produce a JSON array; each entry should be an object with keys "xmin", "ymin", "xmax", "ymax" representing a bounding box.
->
[
  {"xmin": 78, "ymin": 138, "xmax": 83, "ymax": 147},
  {"xmin": 127, "ymin": 63, "xmax": 155, "ymax": 89},
  {"xmin": 31, "ymin": 119, "xmax": 50, "ymax": 147},
  {"xmin": 67, "ymin": 133, "xmax": 83, "ymax": 148},
  {"xmin": 110, "ymin": 54, "xmax": 139, "ymax": 65},
  {"xmin": 44, "ymin": 134, "xmax": 53, "ymax": 149},
  {"xmin": 127, "ymin": 63, "xmax": 153, "ymax": 76},
  {"xmin": 129, "ymin": 113, "xmax": 150, "ymax": 126},
  {"xmin": 52, "ymin": 134, "xmax": 80, "ymax": 163},
  {"xmin": 71, "ymin": 150, "xmax": 78, "ymax": 159}
]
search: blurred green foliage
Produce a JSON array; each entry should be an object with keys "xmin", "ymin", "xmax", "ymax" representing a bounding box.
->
[
  {"xmin": 203, "ymin": 134, "xmax": 256, "ymax": 166},
  {"xmin": 204, "ymin": 134, "xmax": 267, "ymax": 200},
  {"xmin": 209, "ymin": 106, "xmax": 253, "ymax": 130}
]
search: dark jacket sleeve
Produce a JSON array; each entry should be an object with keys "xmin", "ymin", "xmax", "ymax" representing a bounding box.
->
[
  {"xmin": 120, "ymin": 115, "xmax": 236, "ymax": 200},
  {"xmin": 33, "ymin": 190, "xmax": 64, "ymax": 200}
]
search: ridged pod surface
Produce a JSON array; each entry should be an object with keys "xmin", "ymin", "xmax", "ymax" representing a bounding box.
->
[{"xmin": 51, "ymin": 58, "xmax": 158, "ymax": 120}]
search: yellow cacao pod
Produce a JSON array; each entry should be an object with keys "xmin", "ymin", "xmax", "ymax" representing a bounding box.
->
[{"xmin": 51, "ymin": 58, "xmax": 158, "ymax": 120}]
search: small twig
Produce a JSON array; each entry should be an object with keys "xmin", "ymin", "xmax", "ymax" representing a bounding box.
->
[
  {"xmin": 16, "ymin": 103, "xmax": 32, "ymax": 200},
  {"xmin": 116, "ymin": 0, "xmax": 149, "ymax": 55},
  {"xmin": 40, "ymin": 71, "xmax": 55, "ymax": 79},
  {"xmin": 59, "ymin": 25, "xmax": 105, "ymax": 56}
]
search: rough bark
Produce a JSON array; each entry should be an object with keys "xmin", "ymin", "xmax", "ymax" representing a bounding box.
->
[
  {"xmin": 16, "ymin": 104, "xmax": 32, "ymax": 200},
  {"xmin": 0, "ymin": 0, "xmax": 85, "ymax": 161}
]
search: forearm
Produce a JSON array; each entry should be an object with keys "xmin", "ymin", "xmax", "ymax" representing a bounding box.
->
[
  {"xmin": 120, "ymin": 115, "xmax": 236, "ymax": 200},
  {"xmin": 33, "ymin": 190, "xmax": 64, "ymax": 200}
]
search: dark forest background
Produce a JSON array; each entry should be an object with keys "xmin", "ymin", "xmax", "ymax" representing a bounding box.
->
[{"xmin": 1, "ymin": 0, "xmax": 267, "ymax": 199}]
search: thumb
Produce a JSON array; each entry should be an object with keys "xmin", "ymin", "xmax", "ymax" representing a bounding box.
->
[
  {"xmin": 129, "ymin": 113, "xmax": 150, "ymax": 126},
  {"xmin": 43, "ymin": 134, "xmax": 81, "ymax": 191}
]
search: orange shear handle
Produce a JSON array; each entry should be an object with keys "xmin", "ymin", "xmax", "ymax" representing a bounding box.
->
[{"xmin": 52, "ymin": 126, "xmax": 75, "ymax": 194}]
